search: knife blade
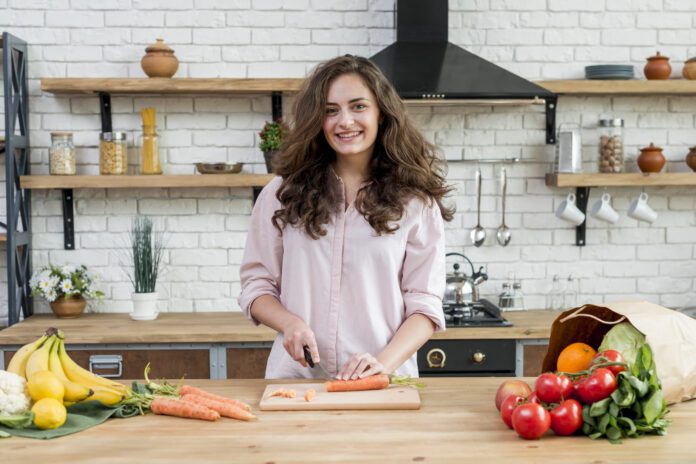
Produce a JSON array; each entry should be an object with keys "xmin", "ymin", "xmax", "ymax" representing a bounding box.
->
[{"xmin": 303, "ymin": 345, "xmax": 333, "ymax": 379}]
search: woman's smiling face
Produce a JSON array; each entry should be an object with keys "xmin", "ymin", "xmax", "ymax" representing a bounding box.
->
[{"xmin": 322, "ymin": 73, "xmax": 381, "ymax": 162}]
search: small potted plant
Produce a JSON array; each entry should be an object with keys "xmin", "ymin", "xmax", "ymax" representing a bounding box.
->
[
  {"xmin": 29, "ymin": 264, "xmax": 103, "ymax": 318},
  {"xmin": 126, "ymin": 216, "xmax": 166, "ymax": 321},
  {"xmin": 258, "ymin": 118, "xmax": 290, "ymax": 173}
]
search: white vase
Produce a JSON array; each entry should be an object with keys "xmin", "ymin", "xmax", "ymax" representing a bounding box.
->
[{"xmin": 131, "ymin": 292, "xmax": 159, "ymax": 321}]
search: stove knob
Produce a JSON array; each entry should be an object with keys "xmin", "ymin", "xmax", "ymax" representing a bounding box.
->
[
  {"xmin": 472, "ymin": 351, "xmax": 486, "ymax": 364},
  {"xmin": 426, "ymin": 348, "xmax": 446, "ymax": 368}
]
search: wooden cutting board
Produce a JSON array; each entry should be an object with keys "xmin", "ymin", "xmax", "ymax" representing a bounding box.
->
[{"xmin": 259, "ymin": 383, "xmax": 421, "ymax": 411}]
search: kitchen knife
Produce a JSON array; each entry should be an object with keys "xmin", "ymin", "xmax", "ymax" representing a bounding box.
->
[{"xmin": 303, "ymin": 345, "xmax": 333, "ymax": 379}]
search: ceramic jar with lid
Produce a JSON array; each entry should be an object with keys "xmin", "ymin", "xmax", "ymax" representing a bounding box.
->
[
  {"xmin": 686, "ymin": 146, "xmax": 696, "ymax": 172},
  {"xmin": 141, "ymin": 38, "xmax": 179, "ymax": 78},
  {"xmin": 644, "ymin": 52, "xmax": 671, "ymax": 80},
  {"xmin": 598, "ymin": 118, "xmax": 624, "ymax": 173},
  {"xmin": 683, "ymin": 57, "xmax": 696, "ymax": 80},
  {"xmin": 637, "ymin": 142, "xmax": 666, "ymax": 173}
]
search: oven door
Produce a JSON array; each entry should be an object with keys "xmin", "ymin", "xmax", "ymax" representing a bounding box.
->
[{"xmin": 417, "ymin": 339, "xmax": 516, "ymax": 377}]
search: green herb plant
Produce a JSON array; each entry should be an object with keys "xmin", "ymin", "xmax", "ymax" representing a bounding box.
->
[
  {"xmin": 258, "ymin": 119, "xmax": 290, "ymax": 152},
  {"xmin": 126, "ymin": 216, "xmax": 166, "ymax": 294},
  {"xmin": 580, "ymin": 344, "xmax": 670, "ymax": 444}
]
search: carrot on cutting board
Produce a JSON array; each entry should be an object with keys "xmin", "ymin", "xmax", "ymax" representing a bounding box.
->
[
  {"xmin": 178, "ymin": 384, "xmax": 252, "ymax": 411},
  {"xmin": 324, "ymin": 374, "xmax": 425, "ymax": 392},
  {"xmin": 269, "ymin": 388, "xmax": 286, "ymax": 398},
  {"xmin": 304, "ymin": 388, "xmax": 316, "ymax": 402},
  {"xmin": 150, "ymin": 397, "xmax": 220, "ymax": 421},
  {"xmin": 182, "ymin": 394, "xmax": 257, "ymax": 421}
]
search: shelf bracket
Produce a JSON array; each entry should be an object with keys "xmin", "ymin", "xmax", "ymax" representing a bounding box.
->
[
  {"xmin": 545, "ymin": 96, "xmax": 557, "ymax": 144},
  {"xmin": 271, "ymin": 91, "xmax": 282, "ymax": 121},
  {"xmin": 99, "ymin": 92, "xmax": 112, "ymax": 133},
  {"xmin": 62, "ymin": 189, "xmax": 75, "ymax": 250},
  {"xmin": 575, "ymin": 187, "xmax": 590, "ymax": 247}
]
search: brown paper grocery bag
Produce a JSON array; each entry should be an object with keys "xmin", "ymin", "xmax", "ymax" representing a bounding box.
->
[{"xmin": 541, "ymin": 300, "xmax": 696, "ymax": 405}]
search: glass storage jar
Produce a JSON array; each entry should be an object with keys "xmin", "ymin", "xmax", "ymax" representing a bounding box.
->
[
  {"xmin": 99, "ymin": 131, "xmax": 128, "ymax": 175},
  {"xmin": 49, "ymin": 132, "xmax": 76, "ymax": 175},
  {"xmin": 598, "ymin": 118, "xmax": 624, "ymax": 173},
  {"xmin": 138, "ymin": 125, "xmax": 161, "ymax": 174}
]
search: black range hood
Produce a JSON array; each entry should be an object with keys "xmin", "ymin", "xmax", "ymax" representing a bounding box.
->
[{"xmin": 369, "ymin": 0, "xmax": 557, "ymax": 143}]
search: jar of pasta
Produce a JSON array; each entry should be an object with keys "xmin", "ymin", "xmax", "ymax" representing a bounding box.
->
[
  {"xmin": 138, "ymin": 125, "xmax": 161, "ymax": 174},
  {"xmin": 598, "ymin": 118, "xmax": 624, "ymax": 173},
  {"xmin": 49, "ymin": 132, "xmax": 76, "ymax": 175},
  {"xmin": 99, "ymin": 132, "xmax": 128, "ymax": 175}
]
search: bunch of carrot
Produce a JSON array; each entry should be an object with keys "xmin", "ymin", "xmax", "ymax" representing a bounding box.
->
[{"xmin": 125, "ymin": 364, "xmax": 257, "ymax": 422}]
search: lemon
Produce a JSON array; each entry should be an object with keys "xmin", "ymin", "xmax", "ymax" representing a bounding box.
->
[
  {"xmin": 32, "ymin": 398, "xmax": 67, "ymax": 430},
  {"xmin": 27, "ymin": 370, "xmax": 65, "ymax": 402}
]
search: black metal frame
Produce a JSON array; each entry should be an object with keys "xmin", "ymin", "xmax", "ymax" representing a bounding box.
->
[
  {"xmin": 575, "ymin": 187, "xmax": 590, "ymax": 247},
  {"xmin": 3, "ymin": 32, "xmax": 33, "ymax": 326}
]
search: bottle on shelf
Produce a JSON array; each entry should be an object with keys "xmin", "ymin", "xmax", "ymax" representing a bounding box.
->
[
  {"xmin": 564, "ymin": 275, "xmax": 578, "ymax": 309},
  {"xmin": 548, "ymin": 275, "xmax": 565, "ymax": 311},
  {"xmin": 139, "ymin": 107, "xmax": 162, "ymax": 175}
]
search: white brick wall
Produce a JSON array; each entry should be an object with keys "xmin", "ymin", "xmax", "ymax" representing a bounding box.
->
[{"xmin": 1, "ymin": 2, "xmax": 696, "ymax": 323}]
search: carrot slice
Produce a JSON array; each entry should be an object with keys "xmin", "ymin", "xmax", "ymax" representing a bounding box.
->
[
  {"xmin": 181, "ymin": 394, "xmax": 256, "ymax": 421},
  {"xmin": 304, "ymin": 388, "xmax": 316, "ymax": 402},
  {"xmin": 283, "ymin": 389, "xmax": 296, "ymax": 398},
  {"xmin": 179, "ymin": 384, "xmax": 251, "ymax": 411},
  {"xmin": 269, "ymin": 388, "xmax": 286, "ymax": 398},
  {"xmin": 150, "ymin": 397, "xmax": 220, "ymax": 421}
]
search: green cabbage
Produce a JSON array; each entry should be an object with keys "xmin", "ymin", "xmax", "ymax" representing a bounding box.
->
[{"xmin": 598, "ymin": 322, "xmax": 646, "ymax": 370}]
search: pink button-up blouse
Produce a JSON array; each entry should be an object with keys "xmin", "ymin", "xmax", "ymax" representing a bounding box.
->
[{"xmin": 238, "ymin": 175, "xmax": 446, "ymax": 379}]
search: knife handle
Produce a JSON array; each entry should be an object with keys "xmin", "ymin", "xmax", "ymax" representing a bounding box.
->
[{"xmin": 303, "ymin": 345, "xmax": 315, "ymax": 368}]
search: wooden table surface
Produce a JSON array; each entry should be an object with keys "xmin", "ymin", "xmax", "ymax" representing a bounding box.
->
[
  {"xmin": 1, "ymin": 378, "xmax": 694, "ymax": 464},
  {"xmin": 0, "ymin": 310, "xmax": 558, "ymax": 345}
]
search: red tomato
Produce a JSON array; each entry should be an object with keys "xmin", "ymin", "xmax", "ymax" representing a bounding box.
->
[
  {"xmin": 535, "ymin": 373, "xmax": 573, "ymax": 403},
  {"xmin": 527, "ymin": 391, "xmax": 540, "ymax": 404},
  {"xmin": 511, "ymin": 403, "xmax": 551, "ymax": 440},
  {"xmin": 500, "ymin": 395, "xmax": 524, "ymax": 429},
  {"xmin": 576, "ymin": 367, "xmax": 618, "ymax": 404},
  {"xmin": 550, "ymin": 399, "xmax": 583, "ymax": 436},
  {"xmin": 591, "ymin": 349, "xmax": 627, "ymax": 376}
]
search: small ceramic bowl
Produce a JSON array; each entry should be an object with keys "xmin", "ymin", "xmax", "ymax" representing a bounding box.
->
[{"xmin": 195, "ymin": 162, "xmax": 243, "ymax": 174}]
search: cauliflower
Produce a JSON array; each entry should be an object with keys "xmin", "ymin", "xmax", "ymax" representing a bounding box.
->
[{"xmin": 0, "ymin": 370, "xmax": 31, "ymax": 416}]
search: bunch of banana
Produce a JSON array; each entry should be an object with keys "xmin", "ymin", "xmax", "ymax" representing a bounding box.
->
[{"xmin": 7, "ymin": 328, "xmax": 129, "ymax": 407}]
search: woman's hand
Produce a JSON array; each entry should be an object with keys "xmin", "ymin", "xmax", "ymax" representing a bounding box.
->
[
  {"xmin": 337, "ymin": 353, "xmax": 384, "ymax": 380},
  {"xmin": 281, "ymin": 319, "xmax": 319, "ymax": 368}
]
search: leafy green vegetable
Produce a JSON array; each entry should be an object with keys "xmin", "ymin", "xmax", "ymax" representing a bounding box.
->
[
  {"xmin": 0, "ymin": 412, "xmax": 33, "ymax": 429},
  {"xmin": 598, "ymin": 322, "xmax": 646, "ymax": 369},
  {"xmin": 0, "ymin": 430, "xmax": 11, "ymax": 438},
  {"xmin": 580, "ymin": 342, "xmax": 670, "ymax": 443}
]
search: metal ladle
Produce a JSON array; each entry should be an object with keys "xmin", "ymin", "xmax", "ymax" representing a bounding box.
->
[
  {"xmin": 496, "ymin": 168, "xmax": 511, "ymax": 246},
  {"xmin": 469, "ymin": 168, "xmax": 486, "ymax": 247}
]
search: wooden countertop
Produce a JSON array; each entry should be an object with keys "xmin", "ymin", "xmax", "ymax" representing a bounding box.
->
[
  {"xmin": 0, "ymin": 311, "xmax": 558, "ymax": 345},
  {"xmin": 2, "ymin": 378, "xmax": 695, "ymax": 464}
]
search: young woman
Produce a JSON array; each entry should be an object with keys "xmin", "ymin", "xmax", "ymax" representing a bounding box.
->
[{"xmin": 238, "ymin": 55, "xmax": 454, "ymax": 380}]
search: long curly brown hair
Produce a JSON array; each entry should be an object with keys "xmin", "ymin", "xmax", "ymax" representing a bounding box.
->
[{"xmin": 272, "ymin": 55, "xmax": 454, "ymax": 239}]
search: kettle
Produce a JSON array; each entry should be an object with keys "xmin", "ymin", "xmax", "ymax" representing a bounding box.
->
[{"xmin": 444, "ymin": 252, "xmax": 488, "ymax": 305}]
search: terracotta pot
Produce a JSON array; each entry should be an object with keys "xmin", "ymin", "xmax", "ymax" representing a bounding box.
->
[
  {"xmin": 49, "ymin": 295, "xmax": 86, "ymax": 318},
  {"xmin": 637, "ymin": 142, "xmax": 666, "ymax": 173},
  {"xmin": 141, "ymin": 38, "xmax": 179, "ymax": 78},
  {"xmin": 644, "ymin": 52, "xmax": 672, "ymax": 80},
  {"xmin": 686, "ymin": 146, "xmax": 696, "ymax": 172},
  {"xmin": 683, "ymin": 57, "xmax": 696, "ymax": 80}
]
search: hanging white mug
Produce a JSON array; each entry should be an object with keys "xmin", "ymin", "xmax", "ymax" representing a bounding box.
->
[
  {"xmin": 555, "ymin": 193, "xmax": 586, "ymax": 226},
  {"xmin": 627, "ymin": 192, "xmax": 657, "ymax": 223},
  {"xmin": 589, "ymin": 192, "xmax": 620, "ymax": 224}
]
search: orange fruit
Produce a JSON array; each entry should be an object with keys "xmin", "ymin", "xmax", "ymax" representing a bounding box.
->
[{"xmin": 556, "ymin": 342, "xmax": 597, "ymax": 373}]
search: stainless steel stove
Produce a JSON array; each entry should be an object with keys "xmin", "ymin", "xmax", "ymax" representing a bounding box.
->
[{"xmin": 443, "ymin": 298, "xmax": 512, "ymax": 328}]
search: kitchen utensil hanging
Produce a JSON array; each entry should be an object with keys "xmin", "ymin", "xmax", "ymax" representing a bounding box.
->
[
  {"xmin": 496, "ymin": 168, "xmax": 511, "ymax": 246},
  {"xmin": 469, "ymin": 167, "xmax": 486, "ymax": 247}
]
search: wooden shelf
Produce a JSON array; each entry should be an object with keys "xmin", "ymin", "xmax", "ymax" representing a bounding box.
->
[
  {"xmin": 546, "ymin": 172, "xmax": 696, "ymax": 187},
  {"xmin": 41, "ymin": 78, "xmax": 305, "ymax": 95},
  {"xmin": 20, "ymin": 174, "xmax": 275, "ymax": 189},
  {"xmin": 537, "ymin": 79, "xmax": 696, "ymax": 95}
]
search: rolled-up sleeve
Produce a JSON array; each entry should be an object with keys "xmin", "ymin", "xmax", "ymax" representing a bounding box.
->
[
  {"xmin": 237, "ymin": 177, "xmax": 284, "ymax": 325},
  {"xmin": 400, "ymin": 200, "xmax": 447, "ymax": 332}
]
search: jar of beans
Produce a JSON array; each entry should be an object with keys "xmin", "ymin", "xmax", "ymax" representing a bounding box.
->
[
  {"xmin": 598, "ymin": 118, "xmax": 624, "ymax": 173},
  {"xmin": 99, "ymin": 132, "xmax": 128, "ymax": 175},
  {"xmin": 49, "ymin": 132, "xmax": 76, "ymax": 175}
]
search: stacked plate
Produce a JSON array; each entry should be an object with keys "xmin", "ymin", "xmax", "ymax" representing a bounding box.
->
[{"xmin": 585, "ymin": 65, "xmax": 634, "ymax": 80}]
